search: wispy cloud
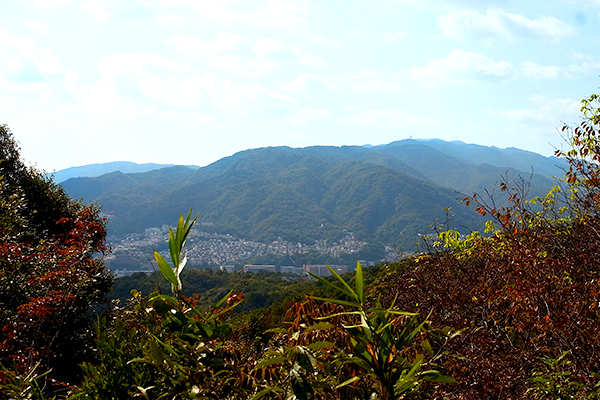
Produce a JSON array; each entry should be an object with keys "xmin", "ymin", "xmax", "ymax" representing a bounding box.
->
[
  {"xmin": 521, "ymin": 60, "xmax": 600, "ymax": 79},
  {"xmin": 156, "ymin": 0, "xmax": 308, "ymax": 31},
  {"xmin": 500, "ymin": 95, "xmax": 580, "ymax": 124},
  {"xmin": 280, "ymin": 73, "xmax": 340, "ymax": 93},
  {"xmin": 166, "ymin": 33, "xmax": 323, "ymax": 78},
  {"xmin": 410, "ymin": 50, "xmax": 514, "ymax": 86},
  {"xmin": 288, "ymin": 108, "xmax": 333, "ymax": 125},
  {"xmin": 351, "ymin": 71, "xmax": 402, "ymax": 92},
  {"xmin": 439, "ymin": 9, "xmax": 576, "ymax": 41},
  {"xmin": 341, "ymin": 109, "xmax": 437, "ymax": 127}
]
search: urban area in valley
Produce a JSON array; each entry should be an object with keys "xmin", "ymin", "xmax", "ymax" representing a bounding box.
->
[{"xmin": 106, "ymin": 225, "xmax": 401, "ymax": 277}]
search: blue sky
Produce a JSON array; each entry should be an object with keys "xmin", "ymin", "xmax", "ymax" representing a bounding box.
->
[{"xmin": 1, "ymin": 0, "xmax": 599, "ymax": 171}]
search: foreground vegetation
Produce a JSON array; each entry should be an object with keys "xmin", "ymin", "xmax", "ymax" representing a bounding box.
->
[{"xmin": 1, "ymin": 89, "xmax": 600, "ymax": 399}]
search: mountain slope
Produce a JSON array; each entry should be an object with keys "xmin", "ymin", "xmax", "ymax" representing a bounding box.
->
[{"xmin": 60, "ymin": 140, "xmax": 566, "ymax": 254}]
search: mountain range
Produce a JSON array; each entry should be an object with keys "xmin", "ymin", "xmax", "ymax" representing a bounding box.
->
[
  {"xmin": 51, "ymin": 161, "xmax": 199, "ymax": 183},
  {"xmin": 60, "ymin": 139, "xmax": 567, "ymax": 255}
]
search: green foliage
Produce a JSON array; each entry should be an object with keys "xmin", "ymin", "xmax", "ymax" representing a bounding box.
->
[
  {"xmin": 250, "ymin": 263, "xmax": 456, "ymax": 400},
  {"xmin": 153, "ymin": 209, "xmax": 197, "ymax": 298},
  {"xmin": 433, "ymin": 229, "xmax": 482, "ymax": 253},
  {"xmin": 0, "ymin": 125, "xmax": 112, "ymax": 395},
  {"xmin": 0, "ymin": 361, "xmax": 55, "ymax": 400},
  {"xmin": 526, "ymin": 351, "xmax": 594, "ymax": 400},
  {"xmin": 309, "ymin": 263, "xmax": 455, "ymax": 399},
  {"xmin": 77, "ymin": 289, "xmax": 243, "ymax": 399}
]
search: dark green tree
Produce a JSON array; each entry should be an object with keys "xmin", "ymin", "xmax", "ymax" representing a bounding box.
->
[{"xmin": 0, "ymin": 125, "xmax": 112, "ymax": 393}]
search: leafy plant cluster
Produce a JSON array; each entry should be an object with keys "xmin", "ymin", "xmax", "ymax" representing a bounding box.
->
[{"xmin": 0, "ymin": 125, "xmax": 113, "ymax": 394}]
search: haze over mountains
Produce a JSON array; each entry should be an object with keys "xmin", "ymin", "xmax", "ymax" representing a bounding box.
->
[
  {"xmin": 60, "ymin": 139, "xmax": 567, "ymax": 264},
  {"xmin": 52, "ymin": 161, "xmax": 199, "ymax": 183}
]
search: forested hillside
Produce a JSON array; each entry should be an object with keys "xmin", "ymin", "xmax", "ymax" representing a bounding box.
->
[{"xmin": 61, "ymin": 140, "xmax": 563, "ymax": 257}]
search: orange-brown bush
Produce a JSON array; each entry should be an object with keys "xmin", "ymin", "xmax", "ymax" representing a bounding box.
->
[{"xmin": 377, "ymin": 90, "xmax": 600, "ymax": 399}]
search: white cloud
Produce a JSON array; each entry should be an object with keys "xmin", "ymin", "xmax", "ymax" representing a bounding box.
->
[
  {"xmin": 97, "ymin": 52, "xmax": 191, "ymax": 77},
  {"xmin": 409, "ymin": 50, "xmax": 515, "ymax": 86},
  {"xmin": 168, "ymin": 32, "xmax": 251, "ymax": 54},
  {"xmin": 166, "ymin": 34, "xmax": 323, "ymax": 78},
  {"xmin": 352, "ymin": 70, "xmax": 402, "ymax": 92},
  {"xmin": 500, "ymin": 95, "xmax": 580, "ymax": 124},
  {"xmin": 299, "ymin": 55, "xmax": 325, "ymax": 66},
  {"xmin": 94, "ymin": 52, "xmax": 295, "ymax": 119},
  {"xmin": 157, "ymin": 0, "xmax": 308, "ymax": 31},
  {"xmin": 288, "ymin": 108, "xmax": 332, "ymax": 125},
  {"xmin": 281, "ymin": 73, "xmax": 340, "ymax": 93},
  {"xmin": 439, "ymin": 9, "xmax": 576, "ymax": 41},
  {"xmin": 34, "ymin": 0, "xmax": 72, "ymax": 8},
  {"xmin": 353, "ymin": 80, "xmax": 401, "ymax": 92},
  {"xmin": 522, "ymin": 62, "xmax": 562, "ymax": 79},
  {"xmin": 0, "ymin": 27, "xmax": 75, "ymax": 101},
  {"xmin": 26, "ymin": 22, "xmax": 50, "ymax": 35},
  {"xmin": 341, "ymin": 109, "xmax": 438, "ymax": 127},
  {"xmin": 382, "ymin": 31, "xmax": 407, "ymax": 41},
  {"xmin": 521, "ymin": 61, "xmax": 600, "ymax": 79},
  {"xmin": 254, "ymin": 38, "xmax": 297, "ymax": 56},
  {"xmin": 94, "ymin": 53, "xmax": 202, "ymax": 110},
  {"xmin": 253, "ymin": 38, "xmax": 325, "ymax": 65},
  {"xmin": 201, "ymin": 74, "xmax": 294, "ymax": 119},
  {"xmin": 83, "ymin": 0, "xmax": 111, "ymax": 20}
]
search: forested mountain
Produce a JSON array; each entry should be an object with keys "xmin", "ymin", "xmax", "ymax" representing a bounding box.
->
[{"xmin": 60, "ymin": 139, "xmax": 565, "ymax": 252}]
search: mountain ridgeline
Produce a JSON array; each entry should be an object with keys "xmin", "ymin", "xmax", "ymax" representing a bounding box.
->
[{"xmin": 60, "ymin": 139, "xmax": 566, "ymax": 255}]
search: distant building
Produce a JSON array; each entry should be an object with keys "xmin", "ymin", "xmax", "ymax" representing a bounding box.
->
[
  {"xmin": 304, "ymin": 264, "xmax": 350, "ymax": 277},
  {"xmin": 244, "ymin": 264, "xmax": 276, "ymax": 273},
  {"xmin": 220, "ymin": 265, "xmax": 235, "ymax": 273},
  {"xmin": 280, "ymin": 266, "xmax": 305, "ymax": 275}
]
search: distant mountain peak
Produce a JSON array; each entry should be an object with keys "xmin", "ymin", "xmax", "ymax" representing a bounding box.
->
[{"xmin": 52, "ymin": 161, "xmax": 199, "ymax": 183}]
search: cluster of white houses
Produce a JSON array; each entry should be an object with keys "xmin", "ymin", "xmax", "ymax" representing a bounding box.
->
[{"xmin": 219, "ymin": 264, "xmax": 353, "ymax": 277}]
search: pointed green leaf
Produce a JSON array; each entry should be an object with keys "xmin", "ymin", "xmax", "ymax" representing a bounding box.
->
[
  {"xmin": 420, "ymin": 340, "xmax": 433, "ymax": 356},
  {"xmin": 176, "ymin": 214, "xmax": 185, "ymax": 244},
  {"xmin": 168, "ymin": 229, "xmax": 178, "ymax": 267},
  {"xmin": 252, "ymin": 357, "xmax": 289, "ymax": 371},
  {"xmin": 355, "ymin": 261, "xmax": 364, "ymax": 303},
  {"xmin": 150, "ymin": 341, "xmax": 165, "ymax": 365},
  {"xmin": 336, "ymin": 376, "xmax": 361, "ymax": 389},
  {"xmin": 326, "ymin": 265, "xmax": 359, "ymax": 303},
  {"xmin": 149, "ymin": 294, "xmax": 178, "ymax": 307},
  {"xmin": 310, "ymin": 296, "xmax": 361, "ymax": 308},
  {"xmin": 307, "ymin": 341, "xmax": 335, "ymax": 351},
  {"xmin": 209, "ymin": 301, "xmax": 240, "ymax": 320},
  {"xmin": 249, "ymin": 387, "xmax": 285, "ymax": 400},
  {"xmin": 419, "ymin": 370, "xmax": 457, "ymax": 383},
  {"xmin": 290, "ymin": 364, "xmax": 314, "ymax": 400},
  {"xmin": 265, "ymin": 327, "xmax": 292, "ymax": 334},
  {"xmin": 307, "ymin": 271, "xmax": 357, "ymax": 301},
  {"xmin": 214, "ymin": 289, "xmax": 234, "ymax": 309},
  {"xmin": 154, "ymin": 251, "xmax": 177, "ymax": 286}
]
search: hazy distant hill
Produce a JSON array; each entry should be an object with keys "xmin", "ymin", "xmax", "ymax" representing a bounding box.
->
[
  {"xmin": 371, "ymin": 140, "xmax": 562, "ymax": 198},
  {"xmin": 51, "ymin": 161, "xmax": 199, "ymax": 183},
  {"xmin": 60, "ymin": 140, "xmax": 567, "ymax": 252}
]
